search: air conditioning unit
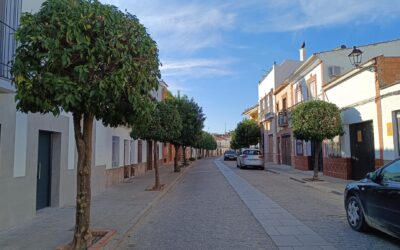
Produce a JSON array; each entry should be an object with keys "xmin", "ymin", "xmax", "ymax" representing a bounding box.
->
[{"xmin": 328, "ymin": 66, "xmax": 341, "ymax": 77}]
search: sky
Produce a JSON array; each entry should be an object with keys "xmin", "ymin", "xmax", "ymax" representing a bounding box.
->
[{"xmin": 101, "ymin": 0, "xmax": 400, "ymax": 134}]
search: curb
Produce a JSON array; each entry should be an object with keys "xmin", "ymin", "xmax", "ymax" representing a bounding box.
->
[{"xmin": 107, "ymin": 161, "xmax": 197, "ymax": 250}]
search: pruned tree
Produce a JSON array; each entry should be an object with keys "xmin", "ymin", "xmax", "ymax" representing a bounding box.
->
[
  {"xmin": 11, "ymin": 0, "xmax": 160, "ymax": 248},
  {"xmin": 232, "ymin": 119, "xmax": 260, "ymax": 149},
  {"xmin": 291, "ymin": 100, "xmax": 343, "ymax": 180},
  {"xmin": 169, "ymin": 95, "xmax": 205, "ymax": 171},
  {"xmin": 131, "ymin": 99, "xmax": 182, "ymax": 190}
]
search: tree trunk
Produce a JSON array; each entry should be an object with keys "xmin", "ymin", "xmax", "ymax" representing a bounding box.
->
[
  {"xmin": 190, "ymin": 147, "xmax": 193, "ymax": 159},
  {"xmin": 313, "ymin": 140, "xmax": 322, "ymax": 180},
  {"xmin": 183, "ymin": 146, "xmax": 187, "ymax": 166},
  {"xmin": 71, "ymin": 114, "xmax": 94, "ymax": 250},
  {"xmin": 147, "ymin": 140, "xmax": 153, "ymax": 170},
  {"xmin": 153, "ymin": 141, "xmax": 161, "ymax": 190},
  {"xmin": 174, "ymin": 144, "xmax": 180, "ymax": 172}
]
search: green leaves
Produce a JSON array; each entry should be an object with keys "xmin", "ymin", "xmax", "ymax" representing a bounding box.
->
[
  {"xmin": 196, "ymin": 131, "xmax": 217, "ymax": 150},
  {"xmin": 12, "ymin": 0, "xmax": 161, "ymax": 126},
  {"xmin": 231, "ymin": 119, "xmax": 260, "ymax": 149},
  {"xmin": 291, "ymin": 100, "xmax": 344, "ymax": 141},
  {"xmin": 130, "ymin": 98, "xmax": 182, "ymax": 143},
  {"xmin": 168, "ymin": 95, "xmax": 205, "ymax": 147}
]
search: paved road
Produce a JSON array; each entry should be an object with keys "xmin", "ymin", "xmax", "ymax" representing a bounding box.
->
[
  {"xmin": 119, "ymin": 158, "xmax": 400, "ymax": 250},
  {"xmin": 223, "ymin": 159, "xmax": 400, "ymax": 250},
  {"xmin": 119, "ymin": 158, "xmax": 277, "ymax": 250}
]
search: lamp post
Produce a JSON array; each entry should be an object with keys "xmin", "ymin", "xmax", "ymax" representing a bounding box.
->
[{"xmin": 348, "ymin": 46, "xmax": 363, "ymax": 68}]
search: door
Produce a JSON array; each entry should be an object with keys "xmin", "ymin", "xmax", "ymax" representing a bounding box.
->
[
  {"xmin": 124, "ymin": 140, "xmax": 130, "ymax": 178},
  {"xmin": 350, "ymin": 121, "xmax": 375, "ymax": 180},
  {"xmin": 267, "ymin": 135, "xmax": 273, "ymax": 162},
  {"xmin": 281, "ymin": 135, "xmax": 292, "ymax": 165},
  {"xmin": 36, "ymin": 131, "xmax": 52, "ymax": 210}
]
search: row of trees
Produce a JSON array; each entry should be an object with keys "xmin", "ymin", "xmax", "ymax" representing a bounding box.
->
[
  {"xmin": 10, "ymin": 0, "xmax": 214, "ymax": 249},
  {"xmin": 131, "ymin": 94, "xmax": 208, "ymax": 191},
  {"xmin": 230, "ymin": 119, "xmax": 260, "ymax": 149}
]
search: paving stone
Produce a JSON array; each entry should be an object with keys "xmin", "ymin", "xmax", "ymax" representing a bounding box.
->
[
  {"xmin": 270, "ymin": 235, "xmax": 303, "ymax": 247},
  {"xmin": 222, "ymin": 160, "xmax": 400, "ymax": 249}
]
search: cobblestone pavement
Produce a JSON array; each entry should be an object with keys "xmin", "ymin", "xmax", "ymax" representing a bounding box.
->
[
  {"xmin": 215, "ymin": 160, "xmax": 334, "ymax": 249},
  {"xmin": 222, "ymin": 159, "xmax": 400, "ymax": 250},
  {"xmin": 121, "ymin": 158, "xmax": 278, "ymax": 250}
]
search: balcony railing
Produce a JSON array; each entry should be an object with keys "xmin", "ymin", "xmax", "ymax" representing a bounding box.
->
[
  {"xmin": 0, "ymin": 19, "xmax": 16, "ymax": 80},
  {"xmin": 278, "ymin": 111, "xmax": 289, "ymax": 127}
]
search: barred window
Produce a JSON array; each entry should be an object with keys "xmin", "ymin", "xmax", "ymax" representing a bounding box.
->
[
  {"xmin": 112, "ymin": 136, "xmax": 120, "ymax": 167},
  {"xmin": 326, "ymin": 136, "xmax": 341, "ymax": 158}
]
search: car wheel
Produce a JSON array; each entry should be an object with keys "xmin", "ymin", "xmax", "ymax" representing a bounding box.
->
[{"xmin": 346, "ymin": 196, "xmax": 369, "ymax": 232}]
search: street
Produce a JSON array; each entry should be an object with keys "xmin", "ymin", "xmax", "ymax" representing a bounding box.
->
[{"xmin": 119, "ymin": 158, "xmax": 400, "ymax": 249}]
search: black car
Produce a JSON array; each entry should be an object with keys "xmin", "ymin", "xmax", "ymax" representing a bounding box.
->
[
  {"xmin": 224, "ymin": 150, "xmax": 237, "ymax": 161},
  {"xmin": 344, "ymin": 159, "xmax": 400, "ymax": 239}
]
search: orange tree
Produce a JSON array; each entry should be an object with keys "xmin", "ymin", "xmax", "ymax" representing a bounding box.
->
[
  {"xmin": 131, "ymin": 99, "xmax": 182, "ymax": 190},
  {"xmin": 291, "ymin": 100, "xmax": 343, "ymax": 180},
  {"xmin": 11, "ymin": 0, "xmax": 160, "ymax": 248}
]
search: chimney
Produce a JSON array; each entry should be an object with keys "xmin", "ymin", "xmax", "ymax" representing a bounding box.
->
[{"xmin": 299, "ymin": 42, "xmax": 306, "ymax": 62}]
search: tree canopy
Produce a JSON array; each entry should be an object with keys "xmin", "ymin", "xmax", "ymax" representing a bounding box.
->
[
  {"xmin": 12, "ymin": 0, "xmax": 160, "ymax": 126},
  {"xmin": 291, "ymin": 100, "xmax": 343, "ymax": 142},
  {"xmin": 130, "ymin": 98, "xmax": 182, "ymax": 143},
  {"xmin": 169, "ymin": 95, "xmax": 205, "ymax": 147},
  {"xmin": 232, "ymin": 119, "xmax": 260, "ymax": 148},
  {"xmin": 196, "ymin": 131, "xmax": 217, "ymax": 151},
  {"xmin": 11, "ymin": 0, "xmax": 161, "ymax": 248}
]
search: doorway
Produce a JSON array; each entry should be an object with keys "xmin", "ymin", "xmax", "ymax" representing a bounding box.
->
[
  {"xmin": 350, "ymin": 121, "xmax": 375, "ymax": 180},
  {"xmin": 281, "ymin": 135, "xmax": 292, "ymax": 165},
  {"xmin": 36, "ymin": 131, "xmax": 52, "ymax": 210}
]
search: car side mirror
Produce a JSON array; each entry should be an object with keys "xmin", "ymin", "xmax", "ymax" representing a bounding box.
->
[{"xmin": 366, "ymin": 171, "xmax": 381, "ymax": 183}]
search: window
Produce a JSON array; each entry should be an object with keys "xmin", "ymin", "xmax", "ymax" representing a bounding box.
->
[
  {"xmin": 328, "ymin": 66, "xmax": 341, "ymax": 77},
  {"xmin": 396, "ymin": 111, "xmax": 400, "ymax": 156},
  {"xmin": 381, "ymin": 160, "xmax": 400, "ymax": 183},
  {"xmin": 295, "ymin": 85, "xmax": 302, "ymax": 104},
  {"xmin": 112, "ymin": 136, "xmax": 120, "ymax": 167},
  {"xmin": 308, "ymin": 80, "xmax": 317, "ymax": 99},
  {"xmin": 243, "ymin": 150, "xmax": 261, "ymax": 155},
  {"xmin": 282, "ymin": 97, "xmax": 287, "ymax": 111},
  {"xmin": 296, "ymin": 140, "xmax": 303, "ymax": 156},
  {"xmin": 138, "ymin": 140, "xmax": 142, "ymax": 163},
  {"xmin": 325, "ymin": 136, "xmax": 341, "ymax": 157},
  {"xmin": 130, "ymin": 140, "xmax": 135, "ymax": 164}
]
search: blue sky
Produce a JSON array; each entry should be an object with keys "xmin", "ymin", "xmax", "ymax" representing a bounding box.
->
[{"xmin": 101, "ymin": 0, "xmax": 400, "ymax": 134}]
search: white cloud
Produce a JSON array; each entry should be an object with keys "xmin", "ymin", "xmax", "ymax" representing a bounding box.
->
[
  {"xmin": 161, "ymin": 58, "xmax": 234, "ymax": 78},
  {"xmin": 101, "ymin": 0, "xmax": 235, "ymax": 53},
  {"xmin": 242, "ymin": 0, "xmax": 400, "ymax": 32}
]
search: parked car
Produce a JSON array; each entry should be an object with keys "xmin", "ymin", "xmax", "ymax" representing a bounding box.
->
[
  {"xmin": 236, "ymin": 149, "xmax": 264, "ymax": 170},
  {"xmin": 344, "ymin": 158, "xmax": 400, "ymax": 239},
  {"xmin": 224, "ymin": 150, "xmax": 237, "ymax": 161}
]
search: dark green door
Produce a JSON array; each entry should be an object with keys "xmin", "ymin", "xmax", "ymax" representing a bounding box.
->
[
  {"xmin": 350, "ymin": 121, "xmax": 375, "ymax": 180},
  {"xmin": 36, "ymin": 131, "xmax": 52, "ymax": 210}
]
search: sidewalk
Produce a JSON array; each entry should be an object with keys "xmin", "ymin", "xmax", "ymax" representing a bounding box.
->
[
  {"xmin": 0, "ymin": 163, "xmax": 194, "ymax": 250},
  {"xmin": 265, "ymin": 163, "xmax": 352, "ymax": 195}
]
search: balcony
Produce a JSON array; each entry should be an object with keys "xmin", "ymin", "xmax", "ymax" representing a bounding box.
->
[
  {"xmin": 0, "ymin": 19, "xmax": 16, "ymax": 81},
  {"xmin": 259, "ymin": 110, "xmax": 275, "ymax": 122},
  {"xmin": 278, "ymin": 111, "xmax": 289, "ymax": 127}
]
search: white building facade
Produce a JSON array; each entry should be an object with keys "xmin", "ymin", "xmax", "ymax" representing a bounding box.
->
[{"xmin": 0, "ymin": 0, "xmax": 165, "ymax": 230}]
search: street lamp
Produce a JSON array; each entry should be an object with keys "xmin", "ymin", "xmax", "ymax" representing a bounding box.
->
[{"xmin": 348, "ymin": 46, "xmax": 363, "ymax": 68}]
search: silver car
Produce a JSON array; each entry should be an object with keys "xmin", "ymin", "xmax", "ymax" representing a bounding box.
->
[{"xmin": 237, "ymin": 149, "xmax": 264, "ymax": 170}]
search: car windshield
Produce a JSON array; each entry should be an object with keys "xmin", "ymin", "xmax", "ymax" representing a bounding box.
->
[
  {"xmin": 244, "ymin": 150, "xmax": 261, "ymax": 155},
  {"xmin": 225, "ymin": 150, "xmax": 235, "ymax": 154}
]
